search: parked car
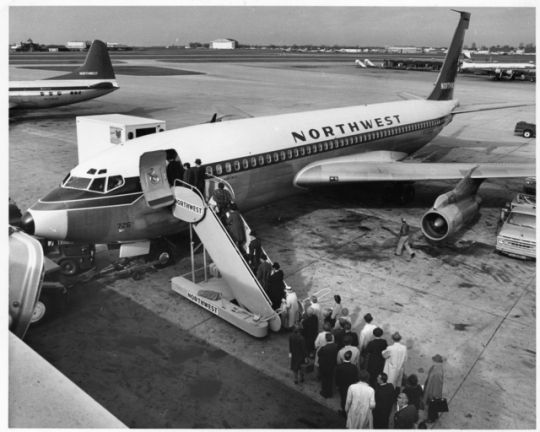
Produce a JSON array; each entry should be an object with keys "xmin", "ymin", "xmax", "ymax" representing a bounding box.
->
[
  {"xmin": 514, "ymin": 121, "xmax": 536, "ymax": 138},
  {"xmin": 523, "ymin": 177, "xmax": 536, "ymax": 195},
  {"xmin": 496, "ymin": 193, "xmax": 536, "ymax": 260}
]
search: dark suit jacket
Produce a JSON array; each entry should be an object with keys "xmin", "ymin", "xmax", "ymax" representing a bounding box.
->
[
  {"xmin": 393, "ymin": 405, "xmax": 418, "ymax": 429},
  {"xmin": 364, "ymin": 338, "xmax": 388, "ymax": 374},
  {"xmin": 301, "ymin": 314, "xmax": 319, "ymax": 352},
  {"xmin": 333, "ymin": 327, "xmax": 346, "ymax": 350},
  {"xmin": 373, "ymin": 383, "xmax": 395, "ymax": 429},
  {"xmin": 335, "ymin": 362, "xmax": 359, "ymax": 391},
  {"xmin": 346, "ymin": 330, "xmax": 360, "ymax": 347},
  {"xmin": 318, "ymin": 342, "xmax": 339, "ymax": 372},
  {"xmin": 192, "ymin": 165, "xmax": 206, "ymax": 192}
]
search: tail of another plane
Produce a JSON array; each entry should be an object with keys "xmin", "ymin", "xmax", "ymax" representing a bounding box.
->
[
  {"xmin": 46, "ymin": 40, "xmax": 116, "ymax": 81},
  {"xmin": 427, "ymin": 10, "xmax": 470, "ymax": 101}
]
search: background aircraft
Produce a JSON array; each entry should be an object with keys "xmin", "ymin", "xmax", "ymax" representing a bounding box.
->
[
  {"xmin": 9, "ymin": 39, "xmax": 119, "ymax": 109},
  {"xmin": 459, "ymin": 58, "xmax": 536, "ymax": 81}
]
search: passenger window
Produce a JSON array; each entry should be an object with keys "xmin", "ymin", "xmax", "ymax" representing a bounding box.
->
[
  {"xmin": 259, "ymin": 156, "xmax": 265, "ymax": 165},
  {"xmin": 281, "ymin": 151, "xmax": 286, "ymax": 160},
  {"xmin": 312, "ymin": 144, "xmax": 317, "ymax": 153},
  {"xmin": 273, "ymin": 152, "xmax": 279, "ymax": 162},
  {"xmin": 40, "ymin": 92, "xmax": 44, "ymax": 96},
  {"xmin": 324, "ymin": 142, "xmax": 328, "ymax": 151},
  {"xmin": 234, "ymin": 161, "xmax": 241, "ymax": 171},
  {"xmin": 293, "ymin": 149, "xmax": 299, "ymax": 157},
  {"xmin": 287, "ymin": 150, "xmax": 293, "ymax": 159},
  {"xmin": 216, "ymin": 164, "xmax": 222, "ymax": 175},
  {"xmin": 49, "ymin": 92, "xmax": 53, "ymax": 96},
  {"xmin": 340, "ymin": 138, "xmax": 345, "ymax": 146},
  {"xmin": 300, "ymin": 147, "xmax": 305, "ymax": 156},
  {"xmin": 242, "ymin": 159, "xmax": 248, "ymax": 169},
  {"xmin": 306, "ymin": 146, "xmax": 311, "ymax": 155},
  {"xmin": 57, "ymin": 91, "xmax": 62, "ymax": 96},
  {"xmin": 89, "ymin": 177, "xmax": 106, "ymax": 192},
  {"xmin": 206, "ymin": 166, "xmax": 213, "ymax": 175},
  {"xmin": 334, "ymin": 139, "xmax": 339, "ymax": 147},
  {"xmin": 251, "ymin": 157, "xmax": 256, "ymax": 167},
  {"xmin": 329, "ymin": 141, "xmax": 333, "ymax": 149},
  {"xmin": 225, "ymin": 162, "xmax": 232, "ymax": 173},
  {"xmin": 266, "ymin": 154, "xmax": 272, "ymax": 164},
  {"xmin": 107, "ymin": 175, "xmax": 124, "ymax": 191}
]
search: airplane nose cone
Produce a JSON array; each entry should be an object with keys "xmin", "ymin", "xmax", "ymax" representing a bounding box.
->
[{"xmin": 20, "ymin": 212, "xmax": 35, "ymax": 235}]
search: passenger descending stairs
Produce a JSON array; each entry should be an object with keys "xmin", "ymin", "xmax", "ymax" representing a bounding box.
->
[{"xmin": 170, "ymin": 183, "xmax": 282, "ymax": 338}]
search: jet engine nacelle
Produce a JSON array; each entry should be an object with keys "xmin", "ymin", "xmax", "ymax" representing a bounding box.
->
[{"xmin": 421, "ymin": 194, "xmax": 482, "ymax": 241}]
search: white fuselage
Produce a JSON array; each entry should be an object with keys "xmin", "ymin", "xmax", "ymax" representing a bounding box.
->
[{"xmin": 9, "ymin": 78, "xmax": 119, "ymax": 109}]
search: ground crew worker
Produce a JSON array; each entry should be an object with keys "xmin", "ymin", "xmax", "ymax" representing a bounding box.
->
[{"xmin": 395, "ymin": 217, "xmax": 415, "ymax": 258}]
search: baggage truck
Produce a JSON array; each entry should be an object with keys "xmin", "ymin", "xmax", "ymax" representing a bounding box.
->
[{"xmin": 496, "ymin": 193, "xmax": 536, "ymax": 259}]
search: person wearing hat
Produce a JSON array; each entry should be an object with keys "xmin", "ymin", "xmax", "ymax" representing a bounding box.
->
[
  {"xmin": 381, "ymin": 332, "xmax": 408, "ymax": 393},
  {"xmin": 422, "ymin": 354, "xmax": 444, "ymax": 423},
  {"xmin": 192, "ymin": 158, "xmax": 206, "ymax": 196},
  {"xmin": 395, "ymin": 217, "xmax": 416, "ymax": 259},
  {"xmin": 283, "ymin": 284, "xmax": 299, "ymax": 331},
  {"xmin": 256, "ymin": 253, "xmax": 272, "ymax": 291},
  {"xmin": 166, "ymin": 153, "xmax": 183, "ymax": 186},
  {"xmin": 183, "ymin": 162, "xmax": 195, "ymax": 187},
  {"xmin": 373, "ymin": 373, "xmax": 395, "ymax": 429}
]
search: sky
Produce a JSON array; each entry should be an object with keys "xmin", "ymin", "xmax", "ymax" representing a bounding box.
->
[{"xmin": 5, "ymin": 2, "xmax": 537, "ymax": 49}]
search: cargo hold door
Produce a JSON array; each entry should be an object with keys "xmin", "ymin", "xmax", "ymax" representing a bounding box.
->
[{"xmin": 139, "ymin": 150, "xmax": 175, "ymax": 208}]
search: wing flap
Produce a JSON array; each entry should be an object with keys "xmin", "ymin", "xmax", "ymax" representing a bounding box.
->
[{"xmin": 294, "ymin": 159, "xmax": 535, "ymax": 188}]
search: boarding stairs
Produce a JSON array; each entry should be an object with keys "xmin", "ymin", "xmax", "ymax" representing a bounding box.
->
[{"xmin": 170, "ymin": 178, "xmax": 282, "ymax": 338}]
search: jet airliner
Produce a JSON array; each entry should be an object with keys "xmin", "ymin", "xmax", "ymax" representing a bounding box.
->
[
  {"xmin": 9, "ymin": 39, "xmax": 119, "ymax": 109},
  {"xmin": 20, "ymin": 11, "xmax": 535, "ymax": 258},
  {"xmin": 459, "ymin": 59, "xmax": 536, "ymax": 81}
]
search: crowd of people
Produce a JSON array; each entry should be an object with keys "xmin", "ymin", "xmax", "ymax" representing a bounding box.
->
[{"xmin": 288, "ymin": 299, "xmax": 445, "ymax": 429}]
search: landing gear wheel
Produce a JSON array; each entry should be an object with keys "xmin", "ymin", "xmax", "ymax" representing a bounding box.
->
[
  {"xmin": 523, "ymin": 130, "xmax": 532, "ymax": 138},
  {"xmin": 59, "ymin": 259, "xmax": 80, "ymax": 276},
  {"xmin": 146, "ymin": 240, "xmax": 174, "ymax": 269},
  {"xmin": 132, "ymin": 271, "xmax": 142, "ymax": 281},
  {"xmin": 30, "ymin": 295, "xmax": 54, "ymax": 326}
]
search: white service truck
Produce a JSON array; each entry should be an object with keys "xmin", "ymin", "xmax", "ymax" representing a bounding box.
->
[{"xmin": 496, "ymin": 193, "xmax": 536, "ymax": 259}]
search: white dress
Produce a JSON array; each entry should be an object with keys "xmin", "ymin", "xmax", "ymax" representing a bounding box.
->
[
  {"xmin": 345, "ymin": 381, "xmax": 375, "ymax": 429},
  {"xmin": 285, "ymin": 291, "xmax": 299, "ymax": 328}
]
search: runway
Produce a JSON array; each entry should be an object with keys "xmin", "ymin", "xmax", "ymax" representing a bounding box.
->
[{"xmin": 9, "ymin": 52, "xmax": 536, "ymax": 428}]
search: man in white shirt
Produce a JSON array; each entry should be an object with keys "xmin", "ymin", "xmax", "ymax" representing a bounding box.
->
[
  {"xmin": 359, "ymin": 313, "xmax": 377, "ymax": 353},
  {"xmin": 345, "ymin": 370, "xmax": 376, "ymax": 429}
]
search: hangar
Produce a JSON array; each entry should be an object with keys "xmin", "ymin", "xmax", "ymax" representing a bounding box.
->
[{"xmin": 211, "ymin": 38, "xmax": 237, "ymax": 49}]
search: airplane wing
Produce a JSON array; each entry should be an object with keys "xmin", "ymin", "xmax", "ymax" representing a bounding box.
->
[
  {"xmin": 293, "ymin": 153, "xmax": 535, "ymax": 187},
  {"xmin": 452, "ymin": 102, "xmax": 534, "ymax": 114}
]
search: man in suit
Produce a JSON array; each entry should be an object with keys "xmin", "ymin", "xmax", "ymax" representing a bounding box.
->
[
  {"xmin": 335, "ymin": 350, "xmax": 359, "ymax": 416},
  {"xmin": 192, "ymin": 158, "xmax": 206, "ymax": 197},
  {"xmin": 393, "ymin": 393, "xmax": 418, "ymax": 429},
  {"xmin": 318, "ymin": 333, "xmax": 340, "ymax": 399},
  {"xmin": 364, "ymin": 327, "xmax": 388, "ymax": 388},
  {"xmin": 372, "ymin": 373, "xmax": 395, "ymax": 429}
]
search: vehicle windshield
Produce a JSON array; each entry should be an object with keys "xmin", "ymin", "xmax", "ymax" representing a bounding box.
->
[{"xmin": 507, "ymin": 213, "xmax": 536, "ymax": 229}]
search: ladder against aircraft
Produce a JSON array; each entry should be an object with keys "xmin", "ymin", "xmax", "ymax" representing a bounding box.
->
[{"xmin": 170, "ymin": 179, "xmax": 282, "ymax": 338}]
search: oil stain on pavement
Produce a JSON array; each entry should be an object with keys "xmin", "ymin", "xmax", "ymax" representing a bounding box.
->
[{"xmin": 24, "ymin": 282, "xmax": 345, "ymax": 428}]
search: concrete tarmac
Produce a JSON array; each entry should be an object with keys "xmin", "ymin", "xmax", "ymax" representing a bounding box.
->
[{"xmin": 9, "ymin": 54, "xmax": 536, "ymax": 428}]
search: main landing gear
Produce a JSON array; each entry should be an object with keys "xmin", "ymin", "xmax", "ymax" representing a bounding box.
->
[
  {"xmin": 145, "ymin": 238, "xmax": 175, "ymax": 269},
  {"xmin": 382, "ymin": 183, "xmax": 416, "ymax": 205}
]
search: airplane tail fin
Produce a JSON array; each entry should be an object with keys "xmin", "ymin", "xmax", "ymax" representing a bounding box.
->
[
  {"xmin": 427, "ymin": 10, "xmax": 470, "ymax": 101},
  {"xmin": 46, "ymin": 40, "xmax": 116, "ymax": 81}
]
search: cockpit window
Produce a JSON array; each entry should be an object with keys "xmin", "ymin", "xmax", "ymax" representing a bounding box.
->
[
  {"xmin": 87, "ymin": 169, "xmax": 97, "ymax": 175},
  {"xmin": 64, "ymin": 176, "xmax": 92, "ymax": 190},
  {"xmin": 107, "ymin": 175, "xmax": 124, "ymax": 192},
  {"xmin": 98, "ymin": 169, "xmax": 107, "ymax": 174},
  {"xmin": 89, "ymin": 177, "xmax": 106, "ymax": 192}
]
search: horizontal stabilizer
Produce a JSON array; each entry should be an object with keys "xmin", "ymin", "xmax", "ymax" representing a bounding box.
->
[
  {"xmin": 294, "ymin": 158, "xmax": 535, "ymax": 188},
  {"xmin": 452, "ymin": 102, "xmax": 534, "ymax": 114}
]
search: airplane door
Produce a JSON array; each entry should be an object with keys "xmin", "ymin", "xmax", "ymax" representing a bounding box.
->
[{"xmin": 139, "ymin": 151, "xmax": 175, "ymax": 208}]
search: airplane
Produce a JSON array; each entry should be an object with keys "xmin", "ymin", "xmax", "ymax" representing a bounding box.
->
[
  {"xmin": 20, "ymin": 10, "xmax": 535, "ymax": 261},
  {"xmin": 459, "ymin": 58, "xmax": 536, "ymax": 81},
  {"xmin": 9, "ymin": 39, "xmax": 119, "ymax": 109}
]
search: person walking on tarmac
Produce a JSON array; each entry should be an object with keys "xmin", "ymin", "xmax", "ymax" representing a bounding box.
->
[{"xmin": 395, "ymin": 217, "xmax": 415, "ymax": 259}]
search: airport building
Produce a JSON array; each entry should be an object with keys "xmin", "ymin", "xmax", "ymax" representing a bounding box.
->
[
  {"xmin": 210, "ymin": 38, "xmax": 237, "ymax": 49},
  {"xmin": 387, "ymin": 46, "xmax": 424, "ymax": 54}
]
